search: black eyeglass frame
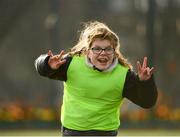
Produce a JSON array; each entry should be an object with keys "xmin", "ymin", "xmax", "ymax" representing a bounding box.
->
[{"xmin": 90, "ymin": 47, "xmax": 115, "ymax": 55}]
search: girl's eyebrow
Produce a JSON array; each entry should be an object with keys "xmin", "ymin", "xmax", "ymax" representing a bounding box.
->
[{"xmin": 93, "ymin": 45, "xmax": 112, "ymax": 48}]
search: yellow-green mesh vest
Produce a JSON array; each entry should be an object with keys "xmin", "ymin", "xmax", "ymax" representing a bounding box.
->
[{"xmin": 61, "ymin": 56, "xmax": 128, "ymax": 130}]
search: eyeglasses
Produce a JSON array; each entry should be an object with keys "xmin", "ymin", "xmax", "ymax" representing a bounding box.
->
[{"xmin": 90, "ymin": 47, "xmax": 115, "ymax": 55}]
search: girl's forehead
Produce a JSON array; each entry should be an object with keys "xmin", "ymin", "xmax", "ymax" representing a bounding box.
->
[
  {"xmin": 91, "ymin": 38, "xmax": 113, "ymax": 47},
  {"xmin": 92, "ymin": 40, "xmax": 110, "ymax": 45},
  {"xmin": 92, "ymin": 38, "xmax": 111, "ymax": 43}
]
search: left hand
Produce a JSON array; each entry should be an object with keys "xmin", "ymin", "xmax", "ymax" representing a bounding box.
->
[{"xmin": 137, "ymin": 57, "xmax": 154, "ymax": 81}]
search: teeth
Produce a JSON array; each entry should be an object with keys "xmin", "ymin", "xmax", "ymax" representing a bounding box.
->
[{"xmin": 98, "ymin": 58, "xmax": 108, "ymax": 63}]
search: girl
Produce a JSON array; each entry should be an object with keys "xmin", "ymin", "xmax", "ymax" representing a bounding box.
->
[{"xmin": 35, "ymin": 21, "xmax": 157, "ymax": 136}]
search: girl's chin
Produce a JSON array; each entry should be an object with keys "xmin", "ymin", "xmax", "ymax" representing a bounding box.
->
[
  {"xmin": 93, "ymin": 61, "xmax": 111, "ymax": 70},
  {"xmin": 96, "ymin": 65, "xmax": 109, "ymax": 70}
]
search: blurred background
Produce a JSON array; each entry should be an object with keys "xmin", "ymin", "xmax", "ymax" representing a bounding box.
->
[{"xmin": 0, "ymin": 0, "xmax": 179, "ymax": 136}]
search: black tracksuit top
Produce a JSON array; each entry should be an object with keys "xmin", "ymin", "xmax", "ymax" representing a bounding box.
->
[{"xmin": 35, "ymin": 54, "xmax": 158, "ymax": 109}]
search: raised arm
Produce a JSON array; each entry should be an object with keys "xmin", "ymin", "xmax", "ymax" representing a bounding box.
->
[
  {"xmin": 34, "ymin": 50, "xmax": 71, "ymax": 81},
  {"xmin": 123, "ymin": 57, "xmax": 158, "ymax": 108}
]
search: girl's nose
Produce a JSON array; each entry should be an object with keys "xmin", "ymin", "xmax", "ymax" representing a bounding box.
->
[{"xmin": 99, "ymin": 50, "xmax": 106, "ymax": 55}]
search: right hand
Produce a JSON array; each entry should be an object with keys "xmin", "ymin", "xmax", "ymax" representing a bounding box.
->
[{"xmin": 47, "ymin": 50, "xmax": 66, "ymax": 70}]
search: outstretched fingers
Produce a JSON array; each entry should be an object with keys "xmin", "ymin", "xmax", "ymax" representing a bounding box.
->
[
  {"xmin": 47, "ymin": 50, "xmax": 66, "ymax": 69},
  {"xmin": 57, "ymin": 50, "xmax": 66, "ymax": 65},
  {"xmin": 142, "ymin": 57, "xmax": 147, "ymax": 69},
  {"xmin": 58, "ymin": 50, "xmax": 65, "ymax": 60},
  {"xmin": 137, "ymin": 57, "xmax": 155, "ymax": 80}
]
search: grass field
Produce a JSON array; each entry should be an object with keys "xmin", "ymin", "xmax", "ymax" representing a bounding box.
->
[{"xmin": 0, "ymin": 129, "xmax": 180, "ymax": 136}]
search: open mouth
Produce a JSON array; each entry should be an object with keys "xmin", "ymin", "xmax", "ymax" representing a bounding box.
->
[{"xmin": 97, "ymin": 58, "xmax": 108, "ymax": 64}]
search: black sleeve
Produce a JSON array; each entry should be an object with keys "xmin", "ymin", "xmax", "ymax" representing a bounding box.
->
[
  {"xmin": 34, "ymin": 54, "xmax": 72, "ymax": 81},
  {"xmin": 122, "ymin": 70, "xmax": 158, "ymax": 108}
]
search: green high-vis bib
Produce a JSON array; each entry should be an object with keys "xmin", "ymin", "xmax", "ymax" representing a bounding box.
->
[{"xmin": 61, "ymin": 56, "xmax": 128, "ymax": 130}]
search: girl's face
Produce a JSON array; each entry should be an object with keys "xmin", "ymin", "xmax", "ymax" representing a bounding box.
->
[{"xmin": 87, "ymin": 38, "xmax": 115, "ymax": 71}]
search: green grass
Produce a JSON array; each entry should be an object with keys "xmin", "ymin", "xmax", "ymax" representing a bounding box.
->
[{"xmin": 0, "ymin": 129, "xmax": 179, "ymax": 136}]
